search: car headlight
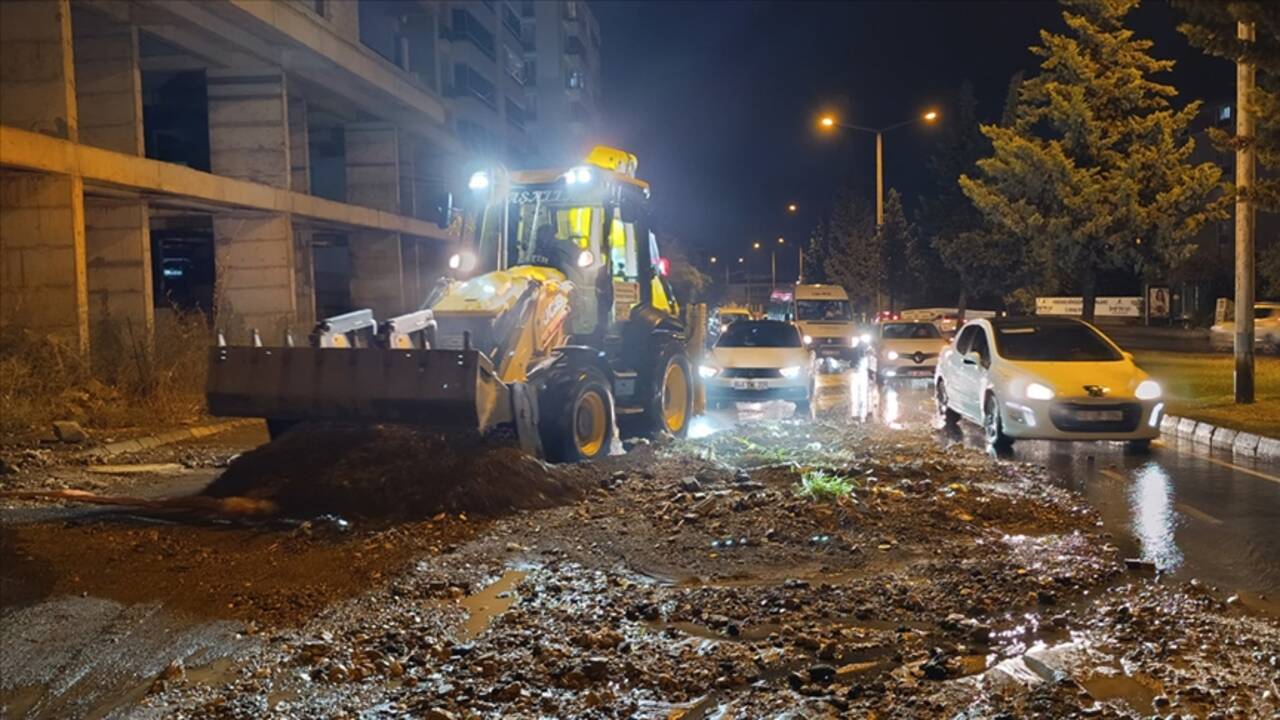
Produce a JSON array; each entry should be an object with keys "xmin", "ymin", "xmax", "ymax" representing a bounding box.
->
[
  {"xmin": 803, "ymin": 334, "xmax": 813, "ymax": 345},
  {"xmin": 698, "ymin": 365, "xmax": 720, "ymax": 379},
  {"xmin": 1135, "ymin": 379, "xmax": 1161, "ymax": 400},
  {"xmin": 779, "ymin": 365, "xmax": 803, "ymax": 379},
  {"xmin": 861, "ymin": 333, "xmax": 872, "ymax": 344},
  {"xmin": 1025, "ymin": 382, "xmax": 1055, "ymax": 400},
  {"xmin": 850, "ymin": 336, "xmax": 860, "ymax": 347},
  {"xmin": 886, "ymin": 350, "xmax": 899, "ymax": 360}
]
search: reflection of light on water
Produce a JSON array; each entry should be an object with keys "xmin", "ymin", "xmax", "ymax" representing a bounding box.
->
[
  {"xmin": 882, "ymin": 386, "xmax": 904, "ymax": 430},
  {"xmin": 1130, "ymin": 463, "xmax": 1183, "ymax": 573},
  {"xmin": 850, "ymin": 357, "xmax": 870, "ymax": 421}
]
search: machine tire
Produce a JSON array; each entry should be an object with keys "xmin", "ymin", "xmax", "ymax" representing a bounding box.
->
[
  {"xmin": 644, "ymin": 346, "xmax": 693, "ymax": 438},
  {"xmin": 540, "ymin": 366, "xmax": 615, "ymax": 463},
  {"xmin": 936, "ymin": 380, "xmax": 961, "ymax": 427},
  {"xmin": 1126, "ymin": 439, "xmax": 1153, "ymax": 454},
  {"xmin": 983, "ymin": 393, "xmax": 1013, "ymax": 450}
]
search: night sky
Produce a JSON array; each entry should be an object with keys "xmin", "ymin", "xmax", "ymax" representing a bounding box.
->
[{"xmin": 592, "ymin": 0, "xmax": 1231, "ymax": 280}]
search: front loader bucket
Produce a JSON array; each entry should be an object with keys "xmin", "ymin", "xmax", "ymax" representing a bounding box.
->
[{"xmin": 206, "ymin": 347, "xmax": 512, "ymax": 431}]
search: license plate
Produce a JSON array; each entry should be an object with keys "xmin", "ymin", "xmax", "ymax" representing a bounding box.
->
[
  {"xmin": 818, "ymin": 347, "xmax": 843, "ymax": 356},
  {"xmin": 1073, "ymin": 409, "xmax": 1123, "ymax": 422},
  {"xmin": 732, "ymin": 380, "xmax": 766, "ymax": 390}
]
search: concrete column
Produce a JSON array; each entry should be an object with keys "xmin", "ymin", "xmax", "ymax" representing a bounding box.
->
[
  {"xmin": 0, "ymin": 171, "xmax": 89, "ymax": 351},
  {"xmin": 349, "ymin": 231, "xmax": 405, "ymax": 318},
  {"xmin": 345, "ymin": 123, "xmax": 400, "ymax": 213},
  {"xmin": 207, "ymin": 69, "xmax": 290, "ymax": 188},
  {"xmin": 0, "ymin": 0, "xmax": 78, "ymax": 139},
  {"xmin": 288, "ymin": 96, "xmax": 310, "ymax": 193},
  {"xmin": 212, "ymin": 212, "xmax": 296, "ymax": 337},
  {"xmin": 292, "ymin": 223, "xmax": 316, "ymax": 327},
  {"xmin": 72, "ymin": 10, "xmax": 143, "ymax": 154},
  {"xmin": 84, "ymin": 199, "xmax": 153, "ymax": 346}
]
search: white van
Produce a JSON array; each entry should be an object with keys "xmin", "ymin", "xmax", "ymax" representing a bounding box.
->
[{"xmin": 792, "ymin": 284, "xmax": 862, "ymax": 367}]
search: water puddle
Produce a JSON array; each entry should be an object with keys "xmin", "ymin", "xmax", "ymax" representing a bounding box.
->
[
  {"xmin": 1080, "ymin": 669, "xmax": 1160, "ymax": 715},
  {"xmin": 457, "ymin": 569, "xmax": 527, "ymax": 640}
]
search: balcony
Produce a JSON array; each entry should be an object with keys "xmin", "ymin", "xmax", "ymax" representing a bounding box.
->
[{"xmin": 565, "ymin": 35, "xmax": 587, "ymax": 58}]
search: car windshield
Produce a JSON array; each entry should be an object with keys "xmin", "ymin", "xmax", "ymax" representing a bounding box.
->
[
  {"xmin": 993, "ymin": 323, "xmax": 1122, "ymax": 361},
  {"xmin": 880, "ymin": 323, "xmax": 941, "ymax": 339},
  {"xmin": 796, "ymin": 299, "xmax": 852, "ymax": 321},
  {"xmin": 717, "ymin": 322, "xmax": 802, "ymax": 348}
]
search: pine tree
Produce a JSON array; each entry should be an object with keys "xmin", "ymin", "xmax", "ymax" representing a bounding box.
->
[
  {"xmin": 920, "ymin": 78, "xmax": 1028, "ymax": 316},
  {"xmin": 821, "ymin": 187, "xmax": 879, "ymax": 314},
  {"xmin": 877, "ymin": 189, "xmax": 914, "ymax": 311},
  {"xmin": 1176, "ymin": 1, "xmax": 1280, "ymax": 212},
  {"xmin": 960, "ymin": 0, "xmax": 1224, "ymax": 321}
]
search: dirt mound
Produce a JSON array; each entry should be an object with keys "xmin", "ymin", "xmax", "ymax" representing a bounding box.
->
[{"xmin": 204, "ymin": 425, "xmax": 586, "ymax": 519}]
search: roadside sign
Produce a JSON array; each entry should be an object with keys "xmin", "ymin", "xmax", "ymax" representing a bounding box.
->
[
  {"xmin": 1148, "ymin": 287, "xmax": 1170, "ymax": 318},
  {"xmin": 1035, "ymin": 296, "xmax": 1142, "ymax": 317}
]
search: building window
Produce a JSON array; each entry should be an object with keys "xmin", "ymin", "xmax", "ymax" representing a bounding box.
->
[
  {"xmin": 524, "ymin": 93, "xmax": 538, "ymax": 119},
  {"xmin": 565, "ymin": 35, "xmax": 587, "ymax": 57},
  {"xmin": 505, "ymin": 98, "xmax": 527, "ymax": 130},
  {"xmin": 566, "ymin": 70, "xmax": 586, "ymax": 90},
  {"xmin": 565, "ymin": 1, "xmax": 578, "ymax": 20},
  {"xmin": 501, "ymin": 2, "xmax": 521, "ymax": 39},
  {"xmin": 524, "ymin": 59, "xmax": 537, "ymax": 87},
  {"xmin": 1219, "ymin": 105, "xmax": 1232, "ymax": 122},
  {"xmin": 521, "ymin": 0, "xmax": 535, "ymax": 18},
  {"xmin": 503, "ymin": 44, "xmax": 525, "ymax": 85},
  {"xmin": 454, "ymin": 64, "xmax": 496, "ymax": 108},
  {"xmin": 451, "ymin": 8, "xmax": 495, "ymax": 60}
]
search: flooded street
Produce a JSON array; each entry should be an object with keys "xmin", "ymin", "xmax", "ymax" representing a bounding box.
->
[
  {"xmin": 768, "ymin": 363, "xmax": 1280, "ymax": 605},
  {"xmin": 3, "ymin": 379, "xmax": 1280, "ymax": 718}
]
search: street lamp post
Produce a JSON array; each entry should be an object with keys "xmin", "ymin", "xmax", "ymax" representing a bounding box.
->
[{"xmin": 819, "ymin": 110, "xmax": 938, "ymax": 227}]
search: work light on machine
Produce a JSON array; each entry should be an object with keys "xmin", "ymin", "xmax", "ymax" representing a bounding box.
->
[
  {"xmin": 448, "ymin": 251, "xmax": 478, "ymax": 272},
  {"xmin": 563, "ymin": 166, "xmax": 593, "ymax": 185},
  {"xmin": 468, "ymin": 171, "xmax": 490, "ymax": 191}
]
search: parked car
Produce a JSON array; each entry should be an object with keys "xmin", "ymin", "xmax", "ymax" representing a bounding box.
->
[
  {"xmin": 700, "ymin": 320, "xmax": 814, "ymax": 413},
  {"xmin": 935, "ymin": 317, "xmax": 1163, "ymax": 450},
  {"xmin": 1210, "ymin": 302, "xmax": 1280, "ymax": 353},
  {"xmin": 869, "ymin": 321, "xmax": 949, "ymax": 383}
]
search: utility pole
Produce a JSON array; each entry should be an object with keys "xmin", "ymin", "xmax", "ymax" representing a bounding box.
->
[
  {"xmin": 1235, "ymin": 20, "xmax": 1256, "ymax": 404},
  {"xmin": 875, "ymin": 131, "xmax": 884, "ymax": 227}
]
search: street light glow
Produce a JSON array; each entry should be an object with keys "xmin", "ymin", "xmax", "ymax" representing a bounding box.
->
[
  {"xmin": 710, "ymin": 256, "xmax": 717, "ymax": 263},
  {"xmin": 738, "ymin": 257, "xmax": 744, "ymax": 263},
  {"xmin": 753, "ymin": 241, "xmax": 761, "ymax": 249},
  {"xmin": 787, "ymin": 203, "xmax": 798, "ymax": 213},
  {"xmin": 819, "ymin": 115, "xmax": 836, "ymax": 128},
  {"xmin": 923, "ymin": 110, "xmax": 939, "ymax": 122},
  {"xmin": 777, "ymin": 237, "xmax": 785, "ymax": 244}
]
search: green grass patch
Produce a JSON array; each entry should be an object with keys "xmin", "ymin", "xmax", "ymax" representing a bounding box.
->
[
  {"xmin": 1133, "ymin": 351, "xmax": 1280, "ymax": 437},
  {"xmin": 797, "ymin": 469, "xmax": 856, "ymax": 500}
]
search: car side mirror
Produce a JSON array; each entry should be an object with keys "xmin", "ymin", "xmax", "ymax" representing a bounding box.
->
[
  {"xmin": 1122, "ymin": 351, "xmax": 1135, "ymax": 362},
  {"xmin": 963, "ymin": 351, "xmax": 982, "ymax": 366}
]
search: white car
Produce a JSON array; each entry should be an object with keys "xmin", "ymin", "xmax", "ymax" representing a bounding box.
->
[
  {"xmin": 935, "ymin": 318, "xmax": 1163, "ymax": 450},
  {"xmin": 869, "ymin": 321, "xmax": 949, "ymax": 383},
  {"xmin": 1210, "ymin": 302, "xmax": 1280, "ymax": 353},
  {"xmin": 700, "ymin": 320, "xmax": 814, "ymax": 413}
]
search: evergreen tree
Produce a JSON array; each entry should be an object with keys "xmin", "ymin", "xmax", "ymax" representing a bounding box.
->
[
  {"xmin": 877, "ymin": 190, "xmax": 914, "ymax": 311},
  {"xmin": 1176, "ymin": 1, "xmax": 1280, "ymax": 213},
  {"xmin": 822, "ymin": 187, "xmax": 879, "ymax": 314},
  {"xmin": 960, "ymin": 0, "xmax": 1223, "ymax": 321}
]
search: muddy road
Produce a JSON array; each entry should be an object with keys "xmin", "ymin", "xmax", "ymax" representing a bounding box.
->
[{"xmin": 2, "ymin": 380, "xmax": 1279, "ymax": 719}]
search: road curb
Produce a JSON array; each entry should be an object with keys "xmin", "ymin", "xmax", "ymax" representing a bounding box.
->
[
  {"xmin": 86, "ymin": 419, "xmax": 261, "ymax": 459},
  {"xmin": 1162, "ymin": 413, "xmax": 1280, "ymax": 461}
]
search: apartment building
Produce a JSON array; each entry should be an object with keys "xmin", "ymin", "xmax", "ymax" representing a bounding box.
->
[{"xmin": 0, "ymin": 0, "xmax": 601, "ymax": 359}]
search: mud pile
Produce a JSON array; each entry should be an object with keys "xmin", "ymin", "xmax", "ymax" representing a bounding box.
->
[{"xmin": 204, "ymin": 424, "xmax": 586, "ymax": 519}]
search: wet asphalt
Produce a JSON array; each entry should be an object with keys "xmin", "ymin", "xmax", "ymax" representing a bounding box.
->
[{"xmin": 699, "ymin": 362, "xmax": 1280, "ymax": 607}]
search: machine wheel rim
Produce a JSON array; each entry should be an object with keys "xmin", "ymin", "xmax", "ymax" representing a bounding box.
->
[
  {"xmin": 983, "ymin": 395, "xmax": 1000, "ymax": 445},
  {"xmin": 662, "ymin": 362, "xmax": 689, "ymax": 433},
  {"xmin": 574, "ymin": 391, "xmax": 607, "ymax": 457}
]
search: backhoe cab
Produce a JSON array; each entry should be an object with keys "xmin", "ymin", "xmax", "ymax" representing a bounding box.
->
[{"xmin": 207, "ymin": 147, "xmax": 694, "ymax": 463}]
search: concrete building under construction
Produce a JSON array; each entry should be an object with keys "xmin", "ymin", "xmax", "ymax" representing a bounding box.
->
[{"xmin": 0, "ymin": 0, "xmax": 601, "ymax": 355}]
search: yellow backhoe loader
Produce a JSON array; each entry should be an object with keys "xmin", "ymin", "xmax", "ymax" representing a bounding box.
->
[{"xmin": 206, "ymin": 146, "xmax": 695, "ymax": 462}]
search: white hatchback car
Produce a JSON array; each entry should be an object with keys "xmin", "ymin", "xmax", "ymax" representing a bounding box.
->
[
  {"xmin": 1210, "ymin": 302, "xmax": 1280, "ymax": 353},
  {"xmin": 700, "ymin": 320, "xmax": 814, "ymax": 413},
  {"xmin": 869, "ymin": 321, "xmax": 949, "ymax": 383},
  {"xmin": 935, "ymin": 318, "xmax": 1163, "ymax": 450}
]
